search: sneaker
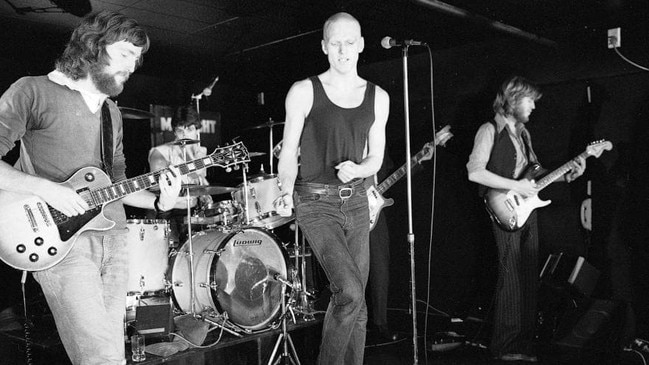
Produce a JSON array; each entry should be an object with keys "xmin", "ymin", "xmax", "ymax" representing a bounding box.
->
[{"xmin": 496, "ymin": 353, "xmax": 538, "ymax": 362}]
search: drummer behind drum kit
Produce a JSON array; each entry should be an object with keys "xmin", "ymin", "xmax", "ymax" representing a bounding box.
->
[{"xmin": 124, "ymin": 118, "xmax": 315, "ymax": 363}]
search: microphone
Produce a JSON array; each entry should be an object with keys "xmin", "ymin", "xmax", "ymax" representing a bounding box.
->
[
  {"xmin": 381, "ymin": 36, "xmax": 427, "ymax": 49},
  {"xmin": 201, "ymin": 76, "xmax": 219, "ymax": 97}
]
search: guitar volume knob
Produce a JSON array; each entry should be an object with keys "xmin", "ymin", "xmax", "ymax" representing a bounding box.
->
[
  {"xmin": 29, "ymin": 253, "xmax": 39, "ymax": 262},
  {"xmin": 16, "ymin": 244, "xmax": 26, "ymax": 253}
]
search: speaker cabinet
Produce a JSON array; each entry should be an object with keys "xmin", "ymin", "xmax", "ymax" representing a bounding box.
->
[
  {"xmin": 128, "ymin": 295, "xmax": 174, "ymax": 339},
  {"xmin": 553, "ymin": 299, "xmax": 624, "ymax": 353},
  {"xmin": 540, "ymin": 253, "xmax": 600, "ymax": 298}
]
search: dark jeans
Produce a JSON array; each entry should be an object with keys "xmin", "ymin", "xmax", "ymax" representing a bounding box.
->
[
  {"xmin": 369, "ymin": 212, "xmax": 390, "ymax": 327},
  {"xmin": 294, "ymin": 182, "xmax": 370, "ymax": 365}
]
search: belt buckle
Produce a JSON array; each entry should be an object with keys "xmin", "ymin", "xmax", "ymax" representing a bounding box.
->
[{"xmin": 338, "ymin": 187, "xmax": 353, "ymax": 199}]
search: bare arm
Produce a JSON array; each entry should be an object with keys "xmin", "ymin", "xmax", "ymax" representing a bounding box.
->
[
  {"xmin": 275, "ymin": 79, "xmax": 312, "ymax": 215},
  {"xmin": 0, "ymin": 160, "xmax": 89, "ymax": 217}
]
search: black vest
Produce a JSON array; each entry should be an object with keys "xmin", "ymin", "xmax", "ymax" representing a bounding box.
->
[{"xmin": 478, "ymin": 120, "xmax": 518, "ymax": 197}]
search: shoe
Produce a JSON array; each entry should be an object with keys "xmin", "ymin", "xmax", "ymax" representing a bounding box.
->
[{"xmin": 495, "ymin": 353, "xmax": 538, "ymax": 362}]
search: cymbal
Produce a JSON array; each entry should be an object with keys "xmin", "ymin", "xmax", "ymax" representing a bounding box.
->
[
  {"xmin": 249, "ymin": 152, "xmax": 266, "ymax": 157},
  {"xmin": 169, "ymin": 138, "xmax": 200, "ymax": 146},
  {"xmin": 244, "ymin": 120, "xmax": 285, "ymax": 131},
  {"xmin": 119, "ymin": 107, "xmax": 155, "ymax": 119},
  {"xmin": 151, "ymin": 184, "xmax": 238, "ymax": 195},
  {"xmin": 182, "ymin": 185, "xmax": 238, "ymax": 196}
]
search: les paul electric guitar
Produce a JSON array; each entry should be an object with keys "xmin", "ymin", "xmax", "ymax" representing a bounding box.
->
[
  {"xmin": 367, "ymin": 126, "xmax": 453, "ymax": 230},
  {"xmin": 484, "ymin": 140, "xmax": 612, "ymax": 231},
  {"xmin": 0, "ymin": 142, "xmax": 250, "ymax": 271}
]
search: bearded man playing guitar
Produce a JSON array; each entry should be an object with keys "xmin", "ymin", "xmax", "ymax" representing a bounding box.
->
[
  {"xmin": 0, "ymin": 11, "xmax": 186, "ymax": 364},
  {"xmin": 466, "ymin": 76, "xmax": 586, "ymax": 362}
]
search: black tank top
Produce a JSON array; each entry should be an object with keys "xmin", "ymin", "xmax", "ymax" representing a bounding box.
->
[{"xmin": 297, "ymin": 76, "xmax": 376, "ymax": 184}]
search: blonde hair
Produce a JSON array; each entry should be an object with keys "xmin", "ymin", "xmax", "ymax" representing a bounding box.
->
[{"xmin": 493, "ymin": 76, "xmax": 542, "ymax": 116}]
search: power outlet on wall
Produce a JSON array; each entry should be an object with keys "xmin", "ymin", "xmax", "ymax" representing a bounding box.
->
[{"xmin": 608, "ymin": 27, "xmax": 621, "ymax": 49}]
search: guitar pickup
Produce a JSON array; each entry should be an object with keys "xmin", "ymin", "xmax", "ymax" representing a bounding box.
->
[
  {"xmin": 36, "ymin": 202, "xmax": 52, "ymax": 227},
  {"xmin": 24, "ymin": 204, "xmax": 38, "ymax": 233}
]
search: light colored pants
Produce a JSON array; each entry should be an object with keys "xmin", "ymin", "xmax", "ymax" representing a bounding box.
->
[{"xmin": 33, "ymin": 233, "xmax": 128, "ymax": 365}]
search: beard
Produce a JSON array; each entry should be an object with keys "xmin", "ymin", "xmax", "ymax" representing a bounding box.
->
[
  {"xmin": 89, "ymin": 64, "xmax": 129, "ymax": 97},
  {"xmin": 512, "ymin": 105, "xmax": 529, "ymax": 123}
]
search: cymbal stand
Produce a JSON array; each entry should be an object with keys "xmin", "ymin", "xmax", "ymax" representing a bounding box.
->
[
  {"xmin": 292, "ymin": 224, "xmax": 314, "ymax": 321},
  {"xmin": 180, "ymin": 144, "xmax": 197, "ymax": 315},
  {"xmin": 268, "ymin": 118, "xmax": 275, "ymax": 174},
  {"xmin": 268, "ymin": 273, "xmax": 301, "ymax": 365},
  {"xmin": 241, "ymin": 164, "xmax": 251, "ymax": 225}
]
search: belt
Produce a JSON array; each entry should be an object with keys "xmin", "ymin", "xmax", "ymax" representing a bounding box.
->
[{"xmin": 294, "ymin": 178, "xmax": 364, "ymax": 199}]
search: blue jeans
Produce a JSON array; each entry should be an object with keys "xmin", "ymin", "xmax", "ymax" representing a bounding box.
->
[
  {"xmin": 33, "ymin": 232, "xmax": 128, "ymax": 365},
  {"xmin": 294, "ymin": 182, "xmax": 370, "ymax": 365}
]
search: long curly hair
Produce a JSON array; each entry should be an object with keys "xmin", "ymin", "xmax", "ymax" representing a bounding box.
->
[{"xmin": 55, "ymin": 10, "xmax": 149, "ymax": 80}]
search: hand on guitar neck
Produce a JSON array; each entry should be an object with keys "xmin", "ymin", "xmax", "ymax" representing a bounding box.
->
[{"xmin": 367, "ymin": 125, "xmax": 453, "ymax": 230}]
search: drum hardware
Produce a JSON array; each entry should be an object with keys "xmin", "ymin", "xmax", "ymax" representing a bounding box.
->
[
  {"xmin": 244, "ymin": 118, "xmax": 285, "ymax": 174},
  {"xmin": 267, "ymin": 270, "xmax": 301, "ymax": 365},
  {"xmin": 290, "ymin": 223, "xmax": 316, "ymax": 322},
  {"xmin": 193, "ymin": 313, "xmax": 244, "ymax": 338}
]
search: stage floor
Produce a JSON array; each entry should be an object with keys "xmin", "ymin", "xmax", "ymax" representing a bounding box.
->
[{"xmin": 2, "ymin": 308, "xmax": 643, "ymax": 364}]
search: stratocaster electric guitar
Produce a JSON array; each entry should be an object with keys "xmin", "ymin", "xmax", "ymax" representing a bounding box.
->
[
  {"xmin": 367, "ymin": 126, "xmax": 453, "ymax": 230},
  {"xmin": 0, "ymin": 142, "xmax": 250, "ymax": 271},
  {"xmin": 484, "ymin": 140, "xmax": 612, "ymax": 231}
]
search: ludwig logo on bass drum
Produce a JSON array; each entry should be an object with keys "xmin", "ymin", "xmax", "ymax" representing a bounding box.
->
[{"xmin": 233, "ymin": 239, "xmax": 263, "ymax": 246}]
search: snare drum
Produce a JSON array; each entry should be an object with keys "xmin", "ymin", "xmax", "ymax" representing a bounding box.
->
[
  {"xmin": 169, "ymin": 227, "xmax": 289, "ymax": 331},
  {"xmin": 232, "ymin": 174, "xmax": 293, "ymax": 229},
  {"xmin": 201, "ymin": 200, "xmax": 240, "ymax": 227},
  {"xmin": 126, "ymin": 219, "xmax": 169, "ymax": 296}
]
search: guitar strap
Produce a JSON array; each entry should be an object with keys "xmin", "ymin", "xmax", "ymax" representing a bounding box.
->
[
  {"xmin": 16, "ymin": 140, "xmax": 36, "ymax": 175},
  {"xmin": 520, "ymin": 128, "xmax": 539, "ymax": 165},
  {"xmin": 100, "ymin": 101, "xmax": 114, "ymax": 181}
]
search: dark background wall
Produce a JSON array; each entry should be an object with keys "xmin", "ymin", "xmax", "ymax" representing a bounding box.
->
[{"xmin": 2, "ymin": 25, "xmax": 648, "ymax": 335}]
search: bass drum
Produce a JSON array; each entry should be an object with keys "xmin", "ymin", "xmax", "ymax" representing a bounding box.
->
[{"xmin": 170, "ymin": 228, "xmax": 289, "ymax": 331}]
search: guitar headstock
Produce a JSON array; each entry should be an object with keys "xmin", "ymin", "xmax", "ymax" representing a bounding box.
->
[
  {"xmin": 586, "ymin": 140, "xmax": 613, "ymax": 158},
  {"xmin": 434, "ymin": 125, "xmax": 453, "ymax": 147},
  {"xmin": 420, "ymin": 125, "xmax": 454, "ymax": 161},
  {"xmin": 209, "ymin": 141, "xmax": 250, "ymax": 169}
]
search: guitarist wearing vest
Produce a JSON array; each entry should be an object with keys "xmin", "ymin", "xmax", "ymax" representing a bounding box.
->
[
  {"xmin": 0, "ymin": 11, "xmax": 184, "ymax": 364},
  {"xmin": 466, "ymin": 76, "xmax": 586, "ymax": 362}
]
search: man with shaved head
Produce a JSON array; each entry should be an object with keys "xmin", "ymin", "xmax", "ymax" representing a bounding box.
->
[{"xmin": 276, "ymin": 12, "xmax": 390, "ymax": 365}]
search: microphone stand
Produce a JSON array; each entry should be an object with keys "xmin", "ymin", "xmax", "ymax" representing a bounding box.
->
[{"xmin": 401, "ymin": 43, "xmax": 419, "ymax": 364}]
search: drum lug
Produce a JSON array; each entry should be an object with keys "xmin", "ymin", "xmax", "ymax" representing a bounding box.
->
[
  {"xmin": 203, "ymin": 248, "xmax": 225, "ymax": 256},
  {"xmin": 199, "ymin": 281, "xmax": 219, "ymax": 291}
]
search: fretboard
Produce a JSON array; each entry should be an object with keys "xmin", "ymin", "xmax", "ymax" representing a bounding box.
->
[
  {"xmin": 377, "ymin": 146, "xmax": 431, "ymax": 194},
  {"xmin": 89, "ymin": 155, "xmax": 216, "ymax": 207},
  {"xmin": 536, "ymin": 150, "xmax": 589, "ymax": 191}
]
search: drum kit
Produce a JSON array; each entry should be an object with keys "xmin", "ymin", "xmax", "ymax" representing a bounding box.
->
[{"xmin": 123, "ymin": 112, "xmax": 314, "ymax": 362}]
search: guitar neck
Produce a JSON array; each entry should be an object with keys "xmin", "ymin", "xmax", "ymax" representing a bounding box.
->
[
  {"xmin": 535, "ymin": 150, "xmax": 590, "ymax": 190},
  {"xmin": 377, "ymin": 147, "xmax": 430, "ymax": 194},
  {"xmin": 90, "ymin": 153, "xmax": 222, "ymax": 207}
]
